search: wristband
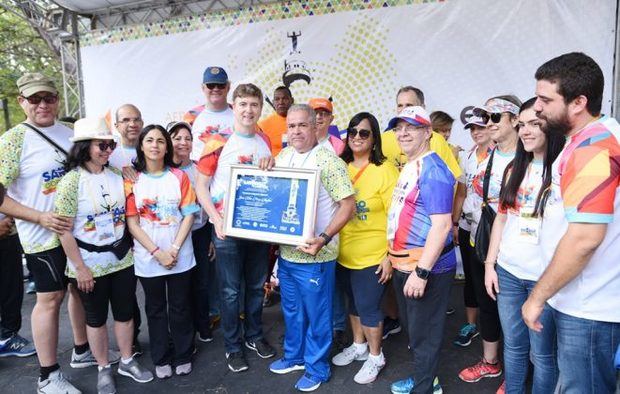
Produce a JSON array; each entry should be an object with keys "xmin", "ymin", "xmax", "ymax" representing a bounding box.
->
[
  {"xmin": 319, "ymin": 232, "xmax": 332, "ymax": 245},
  {"xmin": 150, "ymin": 246, "xmax": 160, "ymax": 256},
  {"xmin": 483, "ymin": 260, "xmax": 496, "ymax": 265},
  {"xmin": 171, "ymin": 244, "xmax": 181, "ymax": 251}
]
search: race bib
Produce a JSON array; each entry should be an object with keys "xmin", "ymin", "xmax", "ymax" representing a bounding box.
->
[
  {"xmin": 518, "ymin": 212, "xmax": 541, "ymax": 245},
  {"xmin": 94, "ymin": 212, "xmax": 115, "ymax": 241}
]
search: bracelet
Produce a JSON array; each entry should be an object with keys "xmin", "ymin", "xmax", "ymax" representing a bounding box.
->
[
  {"xmin": 483, "ymin": 260, "xmax": 496, "ymax": 265},
  {"xmin": 171, "ymin": 244, "xmax": 181, "ymax": 251},
  {"xmin": 150, "ymin": 246, "xmax": 160, "ymax": 256}
]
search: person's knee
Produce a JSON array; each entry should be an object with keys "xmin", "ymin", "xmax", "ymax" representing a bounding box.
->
[{"xmin": 36, "ymin": 290, "xmax": 65, "ymax": 309}]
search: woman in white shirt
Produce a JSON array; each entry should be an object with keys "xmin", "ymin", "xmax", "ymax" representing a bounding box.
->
[{"xmin": 125, "ymin": 124, "xmax": 199, "ymax": 379}]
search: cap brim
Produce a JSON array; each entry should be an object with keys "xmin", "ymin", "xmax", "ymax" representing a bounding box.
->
[
  {"xmin": 386, "ymin": 116, "xmax": 428, "ymax": 131},
  {"xmin": 21, "ymin": 85, "xmax": 58, "ymax": 97},
  {"xmin": 203, "ymin": 77, "xmax": 228, "ymax": 84},
  {"xmin": 70, "ymin": 135, "xmax": 117, "ymax": 142}
]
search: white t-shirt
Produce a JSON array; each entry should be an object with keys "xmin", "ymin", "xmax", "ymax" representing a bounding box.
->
[
  {"xmin": 108, "ymin": 145, "xmax": 137, "ymax": 169},
  {"xmin": 179, "ymin": 162, "xmax": 208, "ymax": 231},
  {"xmin": 55, "ymin": 167, "xmax": 133, "ymax": 278},
  {"xmin": 458, "ymin": 147, "xmax": 492, "ymax": 232},
  {"xmin": 190, "ymin": 107, "xmax": 234, "ymax": 162},
  {"xmin": 196, "ymin": 131, "xmax": 271, "ymax": 216},
  {"xmin": 125, "ymin": 167, "xmax": 199, "ymax": 277},
  {"xmin": 0, "ymin": 122, "xmax": 73, "ymax": 253}
]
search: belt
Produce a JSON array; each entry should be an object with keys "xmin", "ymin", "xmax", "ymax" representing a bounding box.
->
[
  {"xmin": 388, "ymin": 243, "xmax": 455, "ymax": 272},
  {"xmin": 75, "ymin": 230, "xmax": 132, "ymax": 261}
]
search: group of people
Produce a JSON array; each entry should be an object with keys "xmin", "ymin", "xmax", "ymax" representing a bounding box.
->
[{"xmin": 0, "ymin": 51, "xmax": 618, "ymax": 394}]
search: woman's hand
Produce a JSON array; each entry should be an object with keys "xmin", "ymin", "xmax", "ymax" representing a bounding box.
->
[
  {"xmin": 375, "ymin": 257, "xmax": 393, "ymax": 284},
  {"xmin": 484, "ymin": 263, "xmax": 500, "ymax": 301},
  {"xmin": 75, "ymin": 265, "xmax": 95, "ymax": 293},
  {"xmin": 212, "ymin": 215, "xmax": 226, "ymax": 240},
  {"xmin": 155, "ymin": 250, "xmax": 176, "ymax": 270}
]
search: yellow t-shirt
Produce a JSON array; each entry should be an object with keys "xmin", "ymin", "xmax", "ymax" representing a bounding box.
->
[
  {"xmin": 258, "ymin": 113, "xmax": 287, "ymax": 156},
  {"xmin": 338, "ymin": 161, "xmax": 399, "ymax": 269},
  {"xmin": 381, "ymin": 130, "xmax": 462, "ymax": 179}
]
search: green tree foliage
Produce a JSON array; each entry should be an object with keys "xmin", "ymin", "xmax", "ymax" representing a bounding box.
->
[{"xmin": 0, "ymin": 8, "xmax": 63, "ymax": 132}]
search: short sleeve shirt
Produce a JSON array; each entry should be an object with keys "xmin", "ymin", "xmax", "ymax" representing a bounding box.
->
[
  {"xmin": 190, "ymin": 107, "xmax": 234, "ymax": 162},
  {"xmin": 179, "ymin": 162, "xmax": 208, "ymax": 230},
  {"xmin": 387, "ymin": 152, "xmax": 456, "ymax": 273},
  {"xmin": 125, "ymin": 167, "xmax": 199, "ymax": 277},
  {"xmin": 108, "ymin": 145, "xmax": 137, "ymax": 169},
  {"xmin": 0, "ymin": 122, "xmax": 72, "ymax": 253},
  {"xmin": 55, "ymin": 167, "xmax": 133, "ymax": 278},
  {"xmin": 458, "ymin": 146, "xmax": 492, "ymax": 231}
]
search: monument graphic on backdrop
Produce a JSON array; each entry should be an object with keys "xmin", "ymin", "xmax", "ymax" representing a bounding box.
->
[{"xmin": 283, "ymin": 30, "xmax": 311, "ymax": 87}]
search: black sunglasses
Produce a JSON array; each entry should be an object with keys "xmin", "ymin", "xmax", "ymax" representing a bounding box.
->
[
  {"xmin": 97, "ymin": 141, "xmax": 117, "ymax": 151},
  {"xmin": 205, "ymin": 83, "xmax": 226, "ymax": 90},
  {"xmin": 481, "ymin": 112, "xmax": 505, "ymax": 124},
  {"xmin": 22, "ymin": 95, "xmax": 59, "ymax": 105},
  {"xmin": 347, "ymin": 128, "xmax": 371, "ymax": 140}
]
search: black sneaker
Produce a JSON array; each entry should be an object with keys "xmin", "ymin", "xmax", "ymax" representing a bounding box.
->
[
  {"xmin": 446, "ymin": 307, "xmax": 456, "ymax": 315},
  {"xmin": 132, "ymin": 341, "xmax": 143, "ymax": 358},
  {"xmin": 245, "ymin": 339, "xmax": 276, "ymax": 359},
  {"xmin": 198, "ymin": 327, "xmax": 214, "ymax": 343},
  {"xmin": 382, "ymin": 317, "xmax": 402, "ymax": 340},
  {"xmin": 226, "ymin": 351, "xmax": 249, "ymax": 372}
]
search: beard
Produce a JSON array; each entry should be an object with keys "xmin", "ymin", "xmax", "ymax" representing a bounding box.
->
[{"xmin": 536, "ymin": 108, "xmax": 571, "ymax": 136}]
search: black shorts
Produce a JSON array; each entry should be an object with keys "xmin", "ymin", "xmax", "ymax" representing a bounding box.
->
[
  {"xmin": 25, "ymin": 246, "xmax": 68, "ymax": 293},
  {"xmin": 69, "ymin": 265, "xmax": 136, "ymax": 328}
]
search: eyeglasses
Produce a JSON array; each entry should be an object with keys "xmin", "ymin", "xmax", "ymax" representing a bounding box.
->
[
  {"xmin": 22, "ymin": 95, "xmax": 58, "ymax": 105},
  {"xmin": 481, "ymin": 113, "xmax": 505, "ymax": 124},
  {"xmin": 97, "ymin": 141, "xmax": 117, "ymax": 151},
  {"xmin": 117, "ymin": 117, "xmax": 142, "ymax": 124},
  {"xmin": 205, "ymin": 83, "xmax": 226, "ymax": 90},
  {"xmin": 393, "ymin": 124, "xmax": 428, "ymax": 134},
  {"xmin": 347, "ymin": 128, "xmax": 371, "ymax": 140}
]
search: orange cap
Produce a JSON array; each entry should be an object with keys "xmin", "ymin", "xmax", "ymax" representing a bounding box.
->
[{"xmin": 308, "ymin": 98, "xmax": 333, "ymax": 113}]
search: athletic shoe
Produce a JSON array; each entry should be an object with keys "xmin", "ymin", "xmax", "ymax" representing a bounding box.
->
[
  {"xmin": 70, "ymin": 349, "xmax": 121, "ymax": 368},
  {"xmin": 433, "ymin": 376, "xmax": 443, "ymax": 394},
  {"xmin": 37, "ymin": 370, "xmax": 81, "ymax": 394},
  {"xmin": 245, "ymin": 339, "xmax": 276, "ymax": 359},
  {"xmin": 269, "ymin": 358, "xmax": 305, "ymax": 374},
  {"xmin": 353, "ymin": 356, "xmax": 385, "ymax": 384},
  {"xmin": 445, "ymin": 307, "xmax": 456, "ymax": 315},
  {"xmin": 295, "ymin": 373, "xmax": 321, "ymax": 392},
  {"xmin": 0, "ymin": 334, "xmax": 36, "ymax": 357},
  {"xmin": 390, "ymin": 377, "xmax": 442, "ymax": 394},
  {"xmin": 226, "ymin": 351, "xmax": 249, "ymax": 372},
  {"xmin": 459, "ymin": 359, "xmax": 503, "ymax": 382},
  {"xmin": 198, "ymin": 328, "xmax": 214, "ymax": 343},
  {"xmin": 453, "ymin": 323, "xmax": 479, "ymax": 347},
  {"xmin": 117, "ymin": 358, "xmax": 154, "ymax": 383},
  {"xmin": 332, "ymin": 343, "xmax": 369, "ymax": 366},
  {"xmin": 496, "ymin": 380, "xmax": 506, "ymax": 394},
  {"xmin": 26, "ymin": 281, "xmax": 36, "ymax": 294},
  {"xmin": 131, "ymin": 341, "xmax": 143, "ymax": 358},
  {"xmin": 155, "ymin": 364, "xmax": 172, "ymax": 379},
  {"xmin": 382, "ymin": 317, "xmax": 402, "ymax": 339},
  {"xmin": 97, "ymin": 366, "xmax": 116, "ymax": 394},
  {"xmin": 175, "ymin": 362, "xmax": 192, "ymax": 376}
]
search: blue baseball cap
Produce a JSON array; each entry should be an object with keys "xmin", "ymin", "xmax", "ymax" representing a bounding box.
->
[
  {"xmin": 386, "ymin": 106, "xmax": 431, "ymax": 131},
  {"xmin": 202, "ymin": 66, "xmax": 228, "ymax": 84}
]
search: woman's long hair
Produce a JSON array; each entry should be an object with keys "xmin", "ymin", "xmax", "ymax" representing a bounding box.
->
[
  {"xmin": 340, "ymin": 112, "xmax": 386, "ymax": 166},
  {"xmin": 65, "ymin": 140, "xmax": 99, "ymax": 172},
  {"xmin": 133, "ymin": 124, "xmax": 177, "ymax": 172},
  {"xmin": 499, "ymin": 98, "xmax": 566, "ymax": 217}
]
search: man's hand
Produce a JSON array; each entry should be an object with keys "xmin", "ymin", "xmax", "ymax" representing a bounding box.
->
[
  {"xmin": 375, "ymin": 257, "xmax": 393, "ymax": 284},
  {"xmin": 0, "ymin": 217, "xmax": 14, "ymax": 238},
  {"xmin": 75, "ymin": 265, "xmax": 95, "ymax": 293},
  {"xmin": 212, "ymin": 215, "xmax": 226, "ymax": 240},
  {"xmin": 122, "ymin": 166, "xmax": 138, "ymax": 182},
  {"xmin": 403, "ymin": 272, "xmax": 428, "ymax": 299},
  {"xmin": 296, "ymin": 237, "xmax": 325, "ymax": 256},
  {"xmin": 257, "ymin": 156, "xmax": 275, "ymax": 171},
  {"xmin": 38, "ymin": 212, "xmax": 72, "ymax": 234},
  {"xmin": 522, "ymin": 296, "xmax": 545, "ymax": 332}
]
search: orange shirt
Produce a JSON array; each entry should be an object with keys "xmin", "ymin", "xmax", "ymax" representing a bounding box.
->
[{"xmin": 258, "ymin": 113, "xmax": 287, "ymax": 155}]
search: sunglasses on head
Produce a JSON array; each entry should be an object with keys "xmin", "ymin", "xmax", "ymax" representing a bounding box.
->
[
  {"xmin": 347, "ymin": 128, "xmax": 371, "ymax": 140},
  {"xmin": 205, "ymin": 83, "xmax": 226, "ymax": 90},
  {"xmin": 22, "ymin": 95, "xmax": 58, "ymax": 105},
  {"xmin": 97, "ymin": 141, "xmax": 117, "ymax": 151}
]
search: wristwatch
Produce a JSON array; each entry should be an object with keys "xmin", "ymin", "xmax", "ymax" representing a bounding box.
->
[
  {"xmin": 319, "ymin": 232, "xmax": 332, "ymax": 245},
  {"xmin": 415, "ymin": 266, "xmax": 431, "ymax": 280}
]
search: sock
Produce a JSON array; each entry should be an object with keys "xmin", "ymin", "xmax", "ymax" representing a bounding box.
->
[
  {"xmin": 353, "ymin": 342, "xmax": 368, "ymax": 354},
  {"xmin": 40, "ymin": 364, "xmax": 60, "ymax": 381},
  {"xmin": 97, "ymin": 364, "xmax": 111, "ymax": 372},
  {"xmin": 368, "ymin": 351, "xmax": 385, "ymax": 364},
  {"xmin": 484, "ymin": 358, "xmax": 498, "ymax": 365},
  {"xmin": 74, "ymin": 342, "xmax": 90, "ymax": 355},
  {"xmin": 121, "ymin": 356, "xmax": 134, "ymax": 365}
]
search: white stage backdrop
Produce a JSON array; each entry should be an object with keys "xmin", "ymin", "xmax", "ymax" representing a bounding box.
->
[{"xmin": 81, "ymin": 0, "xmax": 618, "ymax": 149}]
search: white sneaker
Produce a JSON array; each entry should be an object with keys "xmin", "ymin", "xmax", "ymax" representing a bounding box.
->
[
  {"xmin": 354, "ymin": 356, "xmax": 385, "ymax": 384},
  {"xmin": 38, "ymin": 370, "xmax": 82, "ymax": 394},
  {"xmin": 331, "ymin": 343, "xmax": 368, "ymax": 366}
]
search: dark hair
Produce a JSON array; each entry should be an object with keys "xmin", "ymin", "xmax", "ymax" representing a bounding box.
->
[
  {"xmin": 65, "ymin": 140, "xmax": 98, "ymax": 172},
  {"xmin": 340, "ymin": 112, "xmax": 386, "ymax": 166},
  {"xmin": 232, "ymin": 83, "xmax": 263, "ymax": 102},
  {"xmin": 274, "ymin": 86, "xmax": 293, "ymax": 98},
  {"xmin": 167, "ymin": 122, "xmax": 192, "ymax": 139},
  {"xmin": 499, "ymin": 97, "xmax": 566, "ymax": 217},
  {"xmin": 430, "ymin": 111, "xmax": 454, "ymax": 126},
  {"xmin": 396, "ymin": 86, "xmax": 425, "ymax": 106},
  {"xmin": 0, "ymin": 183, "xmax": 5, "ymax": 206},
  {"xmin": 535, "ymin": 52, "xmax": 603, "ymax": 116},
  {"xmin": 133, "ymin": 125, "xmax": 177, "ymax": 172}
]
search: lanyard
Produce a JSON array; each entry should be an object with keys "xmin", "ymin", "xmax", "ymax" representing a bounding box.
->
[
  {"xmin": 350, "ymin": 162, "xmax": 370, "ymax": 185},
  {"xmin": 287, "ymin": 146, "xmax": 316, "ymax": 168}
]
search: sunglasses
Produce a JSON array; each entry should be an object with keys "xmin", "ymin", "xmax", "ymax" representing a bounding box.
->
[
  {"xmin": 347, "ymin": 128, "xmax": 371, "ymax": 140},
  {"xmin": 22, "ymin": 95, "xmax": 59, "ymax": 105},
  {"xmin": 205, "ymin": 83, "xmax": 226, "ymax": 90},
  {"xmin": 481, "ymin": 112, "xmax": 505, "ymax": 124},
  {"xmin": 97, "ymin": 141, "xmax": 117, "ymax": 151}
]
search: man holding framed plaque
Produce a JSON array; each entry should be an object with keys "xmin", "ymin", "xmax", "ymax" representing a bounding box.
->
[
  {"xmin": 268, "ymin": 104, "xmax": 355, "ymax": 392},
  {"xmin": 195, "ymin": 83, "xmax": 276, "ymax": 373}
]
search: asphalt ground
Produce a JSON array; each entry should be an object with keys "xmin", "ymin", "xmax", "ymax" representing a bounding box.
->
[{"xmin": 0, "ymin": 280, "xmax": 503, "ymax": 393}]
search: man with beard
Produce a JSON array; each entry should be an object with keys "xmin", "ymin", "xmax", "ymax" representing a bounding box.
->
[
  {"xmin": 522, "ymin": 52, "xmax": 620, "ymax": 393},
  {"xmin": 259, "ymin": 86, "xmax": 294, "ymax": 156}
]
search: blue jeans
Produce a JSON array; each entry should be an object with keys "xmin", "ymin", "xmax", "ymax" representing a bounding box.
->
[
  {"xmin": 213, "ymin": 237, "xmax": 269, "ymax": 353},
  {"xmin": 496, "ymin": 265, "xmax": 558, "ymax": 394},
  {"xmin": 191, "ymin": 223, "xmax": 211, "ymax": 334},
  {"xmin": 553, "ymin": 308, "xmax": 620, "ymax": 394},
  {"xmin": 278, "ymin": 258, "xmax": 335, "ymax": 382}
]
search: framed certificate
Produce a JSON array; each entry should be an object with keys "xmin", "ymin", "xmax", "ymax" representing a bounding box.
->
[{"xmin": 222, "ymin": 165, "xmax": 320, "ymax": 246}]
